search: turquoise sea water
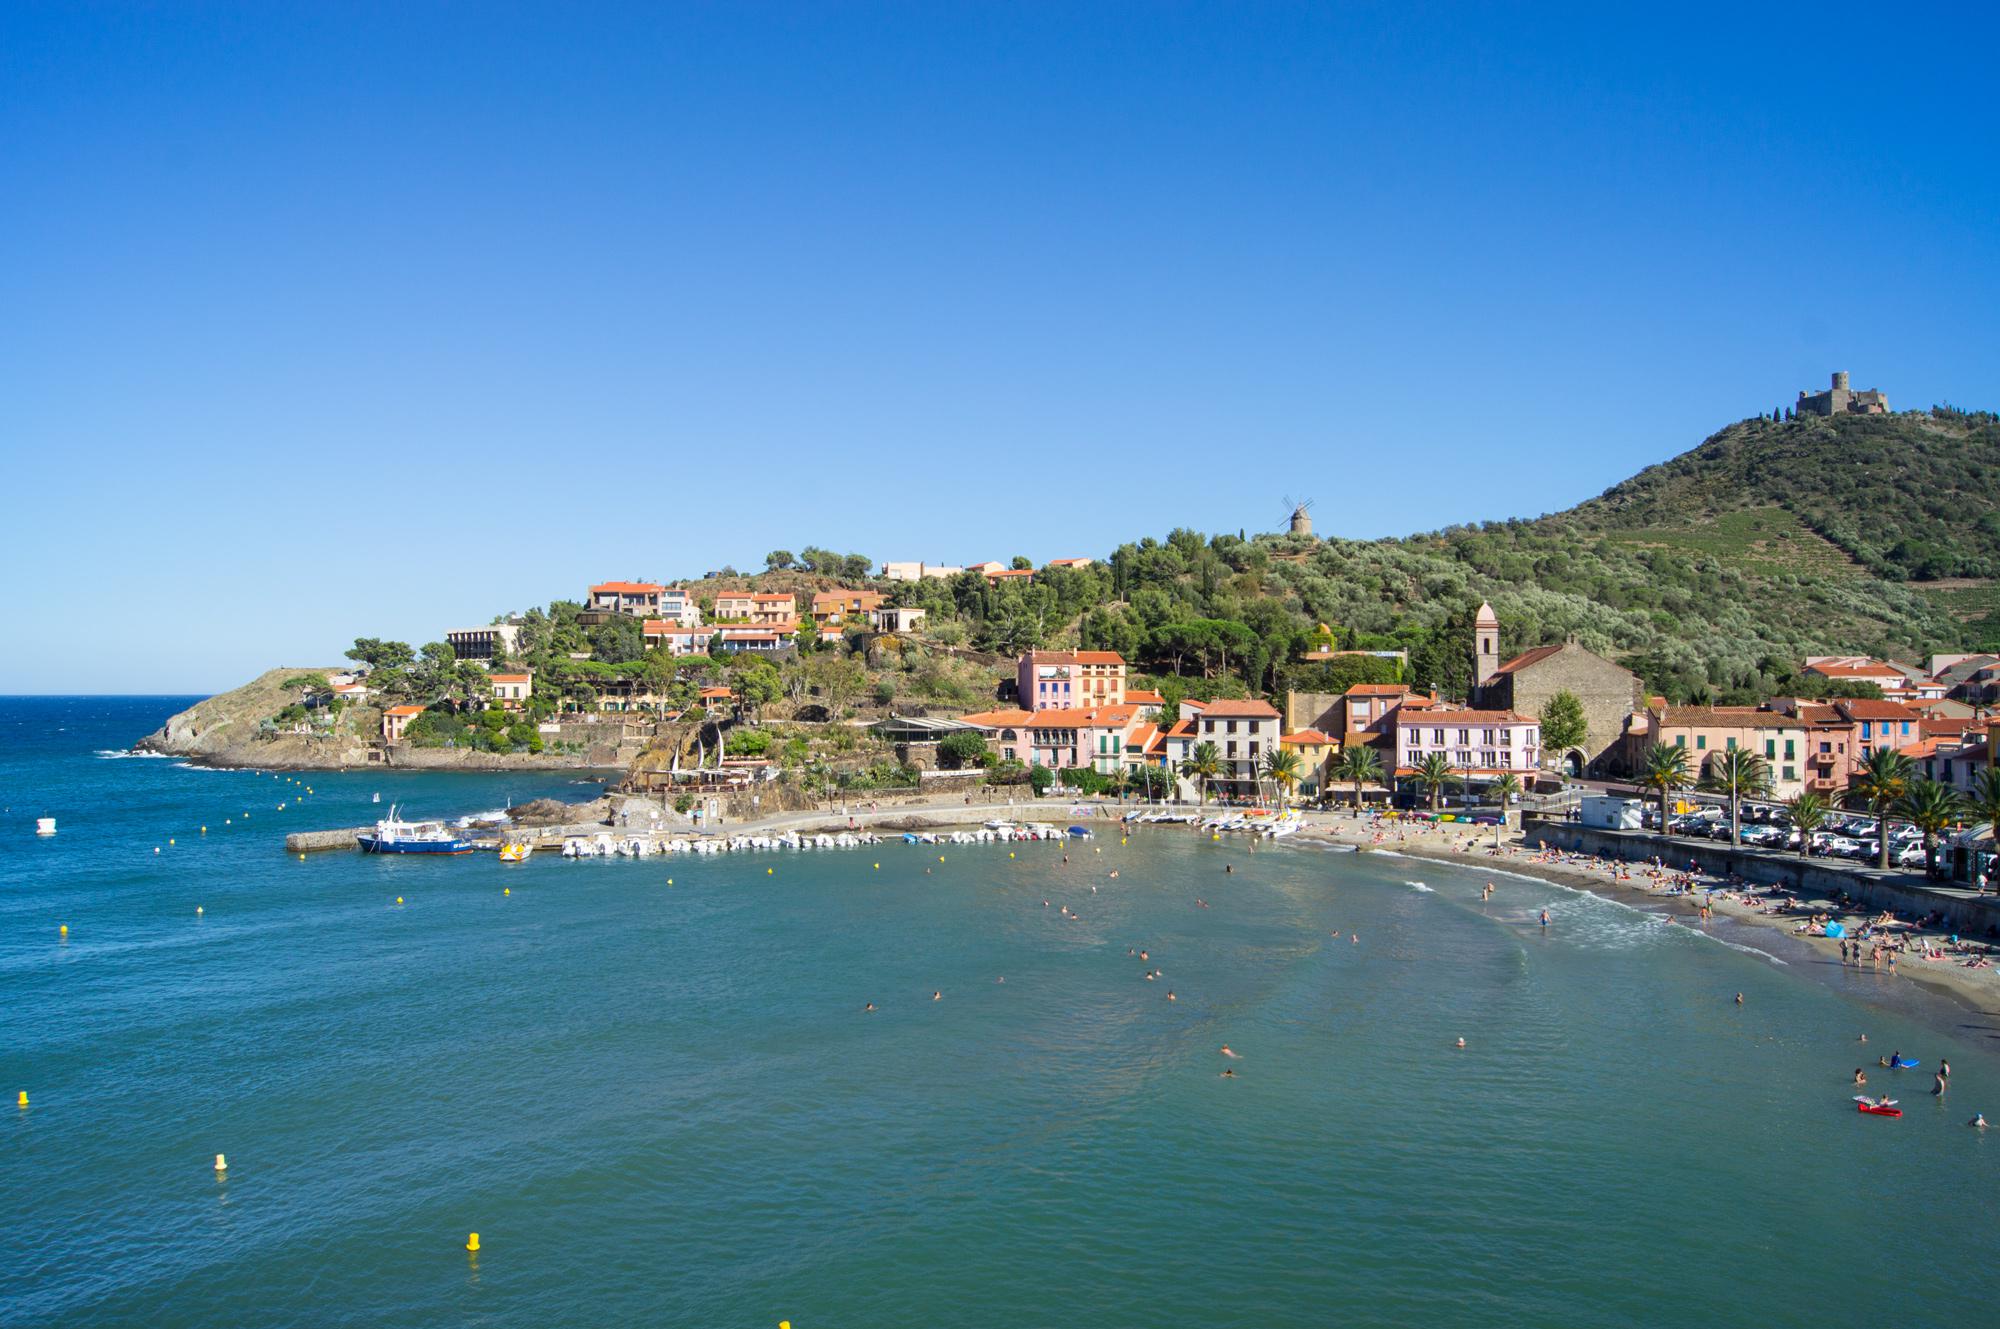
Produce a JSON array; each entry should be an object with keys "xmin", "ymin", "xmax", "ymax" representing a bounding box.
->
[{"xmin": 4, "ymin": 697, "xmax": 1999, "ymax": 1328}]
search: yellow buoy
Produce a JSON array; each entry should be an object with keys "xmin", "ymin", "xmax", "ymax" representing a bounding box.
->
[
  {"xmin": 16, "ymin": 1091, "xmax": 26, "ymax": 1108},
  {"xmin": 214, "ymin": 1153, "xmax": 227, "ymax": 1172},
  {"xmin": 395, "ymin": 897, "xmax": 403, "ymax": 905},
  {"xmin": 59, "ymin": 924, "xmax": 68, "ymax": 935},
  {"xmin": 873, "ymin": 863, "xmax": 879, "ymax": 870},
  {"xmin": 667, "ymin": 878, "xmax": 673, "ymax": 885},
  {"xmin": 197, "ymin": 906, "xmax": 204, "ymax": 915},
  {"xmin": 169, "ymin": 838, "xmax": 175, "ymax": 846},
  {"xmin": 767, "ymin": 867, "xmax": 774, "ymax": 875},
  {"xmin": 298, "ymin": 854, "xmax": 305, "ymax": 862},
  {"xmin": 503, "ymin": 887, "xmax": 510, "ymax": 896},
  {"xmin": 1009, "ymin": 851, "xmax": 1015, "ymax": 858},
  {"xmin": 201, "ymin": 826, "xmax": 207, "ymax": 834},
  {"xmin": 939, "ymin": 855, "xmax": 945, "ymax": 862},
  {"xmin": 466, "ymin": 1232, "xmax": 480, "ymax": 1252}
]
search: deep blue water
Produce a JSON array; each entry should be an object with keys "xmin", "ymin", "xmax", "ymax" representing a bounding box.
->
[{"xmin": 4, "ymin": 697, "xmax": 1998, "ymax": 1327}]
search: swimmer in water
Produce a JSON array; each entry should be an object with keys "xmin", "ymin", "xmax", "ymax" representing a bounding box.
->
[
  {"xmin": 1220, "ymin": 1046, "xmax": 1239, "ymax": 1058},
  {"xmin": 1350, "ymin": 933, "xmax": 1359, "ymax": 945},
  {"xmin": 1540, "ymin": 909, "xmax": 1550, "ymax": 929},
  {"xmin": 1854, "ymin": 1069, "xmax": 1867, "ymax": 1086},
  {"xmin": 865, "ymin": 1003, "xmax": 876, "ymax": 1012},
  {"xmin": 1139, "ymin": 950, "xmax": 1149, "ymax": 961},
  {"xmin": 1734, "ymin": 992, "xmax": 1743, "ymax": 1005},
  {"xmin": 1167, "ymin": 991, "xmax": 1176, "ymax": 1001},
  {"xmin": 1879, "ymin": 1056, "xmax": 1892, "ymax": 1068},
  {"xmin": 1221, "ymin": 1068, "xmax": 1235, "ymax": 1078},
  {"xmin": 932, "ymin": 991, "xmax": 942, "ymax": 1001},
  {"xmin": 1455, "ymin": 1037, "xmax": 1466, "ymax": 1049},
  {"xmin": 1972, "ymin": 1113, "xmax": 1989, "ymax": 1129},
  {"xmin": 1859, "ymin": 1033, "xmax": 1868, "ymax": 1043}
]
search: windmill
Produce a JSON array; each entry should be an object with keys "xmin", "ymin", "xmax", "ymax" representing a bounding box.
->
[{"xmin": 1281, "ymin": 495, "xmax": 1316, "ymax": 539}]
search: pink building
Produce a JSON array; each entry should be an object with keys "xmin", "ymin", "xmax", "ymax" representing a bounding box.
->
[
  {"xmin": 1018, "ymin": 650, "xmax": 1127, "ymax": 711},
  {"xmin": 1394, "ymin": 709, "xmax": 1540, "ymax": 787}
]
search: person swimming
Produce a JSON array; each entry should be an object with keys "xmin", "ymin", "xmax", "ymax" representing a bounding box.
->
[
  {"xmin": 1734, "ymin": 992, "xmax": 1743, "ymax": 1005},
  {"xmin": 1540, "ymin": 909, "xmax": 1551, "ymax": 929},
  {"xmin": 1224, "ymin": 864, "xmax": 1233, "ymax": 874},
  {"xmin": 1220, "ymin": 1046, "xmax": 1239, "ymax": 1058},
  {"xmin": 1972, "ymin": 1113, "xmax": 1989, "ymax": 1129},
  {"xmin": 932, "ymin": 991, "xmax": 942, "ymax": 1001},
  {"xmin": 1167, "ymin": 991, "xmax": 1176, "ymax": 1001},
  {"xmin": 1455, "ymin": 1037, "xmax": 1466, "ymax": 1049},
  {"xmin": 1854, "ymin": 1069, "xmax": 1867, "ymax": 1085},
  {"xmin": 1221, "ymin": 1068, "xmax": 1235, "ymax": 1078},
  {"xmin": 865, "ymin": 1002, "xmax": 876, "ymax": 1012}
]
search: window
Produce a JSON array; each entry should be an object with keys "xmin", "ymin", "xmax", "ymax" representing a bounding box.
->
[
  {"xmin": 1764, "ymin": 739, "xmax": 1775, "ymax": 758},
  {"xmin": 1249, "ymin": 741, "xmax": 1261, "ymax": 757},
  {"xmin": 1456, "ymin": 729, "xmax": 1471, "ymax": 745},
  {"xmin": 1726, "ymin": 737, "xmax": 1737, "ymax": 751},
  {"xmin": 1675, "ymin": 736, "xmax": 1686, "ymax": 748},
  {"xmin": 1785, "ymin": 740, "xmax": 1795, "ymax": 759},
  {"xmin": 1500, "ymin": 751, "xmax": 1513, "ymax": 768},
  {"xmin": 1696, "ymin": 735, "xmax": 1707, "ymax": 750},
  {"xmin": 1499, "ymin": 729, "xmax": 1512, "ymax": 745},
  {"xmin": 1782, "ymin": 765, "xmax": 1795, "ymax": 782},
  {"xmin": 1432, "ymin": 729, "xmax": 1445, "ymax": 745}
]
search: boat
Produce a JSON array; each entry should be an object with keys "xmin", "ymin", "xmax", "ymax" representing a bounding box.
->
[
  {"xmin": 498, "ymin": 842, "xmax": 533, "ymax": 863},
  {"xmin": 356, "ymin": 807, "xmax": 472, "ymax": 855},
  {"xmin": 1066, "ymin": 826, "xmax": 1094, "ymax": 839},
  {"xmin": 1890, "ymin": 1057, "xmax": 1921, "ymax": 1069},
  {"xmin": 1855, "ymin": 1097, "xmax": 1902, "ymax": 1117}
]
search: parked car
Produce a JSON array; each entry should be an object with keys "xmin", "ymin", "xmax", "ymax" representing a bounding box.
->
[{"xmin": 1895, "ymin": 844, "xmax": 1928, "ymax": 869}]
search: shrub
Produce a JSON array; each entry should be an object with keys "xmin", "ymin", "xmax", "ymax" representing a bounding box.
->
[{"xmin": 1028, "ymin": 765, "xmax": 1055, "ymax": 797}]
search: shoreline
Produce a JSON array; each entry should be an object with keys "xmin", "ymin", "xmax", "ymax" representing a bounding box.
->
[{"xmin": 1285, "ymin": 813, "xmax": 2000, "ymax": 1021}]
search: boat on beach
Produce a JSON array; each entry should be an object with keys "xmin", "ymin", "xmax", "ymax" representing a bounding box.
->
[{"xmin": 357, "ymin": 807, "xmax": 472, "ymax": 855}]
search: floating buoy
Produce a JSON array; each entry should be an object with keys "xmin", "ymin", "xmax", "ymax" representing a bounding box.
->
[
  {"xmin": 154, "ymin": 847, "xmax": 161, "ymax": 854},
  {"xmin": 35, "ymin": 817, "xmax": 56, "ymax": 836},
  {"xmin": 503, "ymin": 887, "xmax": 510, "ymax": 896},
  {"xmin": 197, "ymin": 906, "xmax": 204, "ymax": 915},
  {"xmin": 667, "ymin": 878, "xmax": 673, "ymax": 885},
  {"xmin": 16, "ymin": 1091, "xmax": 26, "ymax": 1108},
  {"xmin": 939, "ymin": 855, "xmax": 945, "ymax": 862},
  {"xmin": 298, "ymin": 854, "xmax": 305, "ymax": 862},
  {"xmin": 214, "ymin": 1153, "xmax": 227, "ymax": 1172},
  {"xmin": 59, "ymin": 924, "xmax": 67, "ymax": 936},
  {"xmin": 395, "ymin": 897, "xmax": 403, "ymax": 905},
  {"xmin": 225, "ymin": 819, "xmax": 231, "ymax": 826},
  {"xmin": 1009, "ymin": 852, "xmax": 1015, "ymax": 858},
  {"xmin": 201, "ymin": 826, "xmax": 207, "ymax": 834},
  {"xmin": 466, "ymin": 1232, "xmax": 480, "ymax": 1252},
  {"xmin": 767, "ymin": 867, "xmax": 773, "ymax": 875},
  {"xmin": 169, "ymin": 838, "xmax": 175, "ymax": 846},
  {"xmin": 873, "ymin": 863, "xmax": 879, "ymax": 869}
]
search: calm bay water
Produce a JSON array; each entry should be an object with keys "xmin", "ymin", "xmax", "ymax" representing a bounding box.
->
[{"xmin": 4, "ymin": 697, "xmax": 1998, "ymax": 1327}]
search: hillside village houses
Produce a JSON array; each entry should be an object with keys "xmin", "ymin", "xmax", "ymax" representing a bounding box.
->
[{"xmin": 383, "ymin": 565, "xmax": 1995, "ymax": 826}]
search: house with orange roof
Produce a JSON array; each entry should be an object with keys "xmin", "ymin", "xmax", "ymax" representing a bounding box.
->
[
  {"xmin": 1625, "ymin": 704, "xmax": 1809, "ymax": 798},
  {"xmin": 1018, "ymin": 650, "xmax": 1126, "ymax": 711},
  {"xmin": 381, "ymin": 704, "xmax": 425, "ymax": 743},
  {"xmin": 1024, "ymin": 704, "xmax": 1145, "ymax": 777},
  {"xmin": 957, "ymin": 708, "xmax": 1036, "ymax": 765},
  {"xmin": 1765, "ymin": 699, "xmax": 1860, "ymax": 798},
  {"xmin": 1280, "ymin": 729, "xmax": 1337, "ymax": 797},
  {"xmin": 1193, "ymin": 698, "xmax": 1282, "ymax": 800},
  {"xmin": 1831, "ymin": 697, "xmax": 1923, "ymax": 760},
  {"xmin": 643, "ymin": 621, "xmax": 711, "ymax": 655},
  {"xmin": 489, "ymin": 672, "xmax": 533, "ymax": 711},
  {"xmin": 1043, "ymin": 557, "xmax": 1094, "ymax": 570},
  {"xmin": 983, "ymin": 567, "xmax": 1035, "ymax": 585},
  {"xmin": 588, "ymin": 581, "xmax": 666, "ymax": 617},
  {"xmin": 713, "ymin": 591, "xmax": 798, "ymax": 625},
  {"xmin": 1802, "ymin": 656, "xmax": 1921, "ymax": 700},
  {"xmin": 810, "ymin": 589, "xmax": 885, "ymax": 629}
]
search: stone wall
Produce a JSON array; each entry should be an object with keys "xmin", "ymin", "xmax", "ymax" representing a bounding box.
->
[{"xmin": 1284, "ymin": 690, "xmax": 1343, "ymax": 734}]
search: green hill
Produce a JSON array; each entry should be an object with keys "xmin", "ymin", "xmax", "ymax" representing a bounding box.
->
[{"xmin": 905, "ymin": 406, "xmax": 2000, "ymax": 707}]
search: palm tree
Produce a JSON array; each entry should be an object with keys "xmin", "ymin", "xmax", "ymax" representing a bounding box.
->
[
  {"xmin": 1639, "ymin": 744, "xmax": 1691, "ymax": 835},
  {"xmin": 1784, "ymin": 792, "xmax": 1827, "ymax": 859},
  {"xmin": 1487, "ymin": 771, "xmax": 1523, "ymax": 844},
  {"xmin": 1180, "ymin": 741, "xmax": 1222, "ymax": 812},
  {"xmin": 1699, "ymin": 748, "xmax": 1772, "ymax": 846},
  {"xmin": 1107, "ymin": 766, "xmax": 1130, "ymax": 807},
  {"xmin": 1335, "ymin": 745, "xmax": 1382, "ymax": 815},
  {"xmin": 1848, "ymin": 748, "xmax": 1914, "ymax": 870},
  {"xmin": 1262, "ymin": 747, "xmax": 1302, "ymax": 813},
  {"xmin": 1413, "ymin": 752, "xmax": 1458, "ymax": 812},
  {"xmin": 1965, "ymin": 769, "xmax": 2000, "ymax": 892},
  {"xmin": 1896, "ymin": 779, "xmax": 1961, "ymax": 879}
]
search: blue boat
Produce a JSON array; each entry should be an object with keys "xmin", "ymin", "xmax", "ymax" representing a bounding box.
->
[
  {"xmin": 1066, "ymin": 826, "xmax": 1093, "ymax": 839},
  {"xmin": 357, "ymin": 807, "xmax": 472, "ymax": 855}
]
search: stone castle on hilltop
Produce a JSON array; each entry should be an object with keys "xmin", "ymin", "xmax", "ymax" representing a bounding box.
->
[{"xmin": 1796, "ymin": 370, "xmax": 1888, "ymax": 417}]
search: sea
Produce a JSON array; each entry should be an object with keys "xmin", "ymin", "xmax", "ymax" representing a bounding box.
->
[{"xmin": 3, "ymin": 696, "xmax": 1997, "ymax": 1328}]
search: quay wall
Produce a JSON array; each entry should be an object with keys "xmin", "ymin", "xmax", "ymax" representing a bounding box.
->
[{"xmin": 1524, "ymin": 820, "xmax": 2000, "ymax": 933}]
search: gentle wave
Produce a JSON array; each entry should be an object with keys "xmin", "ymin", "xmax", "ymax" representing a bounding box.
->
[
  {"xmin": 94, "ymin": 748, "xmax": 176, "ymax": 759},
  {"xmin": 1402, "ymin": 880, "xmax": 1434, "ymax": 893}
]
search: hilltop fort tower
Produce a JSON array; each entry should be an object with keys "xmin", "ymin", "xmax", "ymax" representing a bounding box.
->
[{"xmin": 1796, "ymin": 371, "xmax": 1888, "ymax": 417}]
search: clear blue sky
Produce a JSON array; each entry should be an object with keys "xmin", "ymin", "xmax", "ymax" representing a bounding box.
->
[{"xmin": 4, "ymin": 3, "xmax": 1996, "ymax": 693}]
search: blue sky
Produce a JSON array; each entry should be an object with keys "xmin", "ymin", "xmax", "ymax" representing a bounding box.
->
[{"xmin": 3, "ymin": 3, "xmax": 1996, "ymax": 693}]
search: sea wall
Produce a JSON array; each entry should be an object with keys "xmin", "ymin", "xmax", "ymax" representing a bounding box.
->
[{"xmin": 1525, "ymin": 820, "xmax": 2000, "ymax": 933}]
